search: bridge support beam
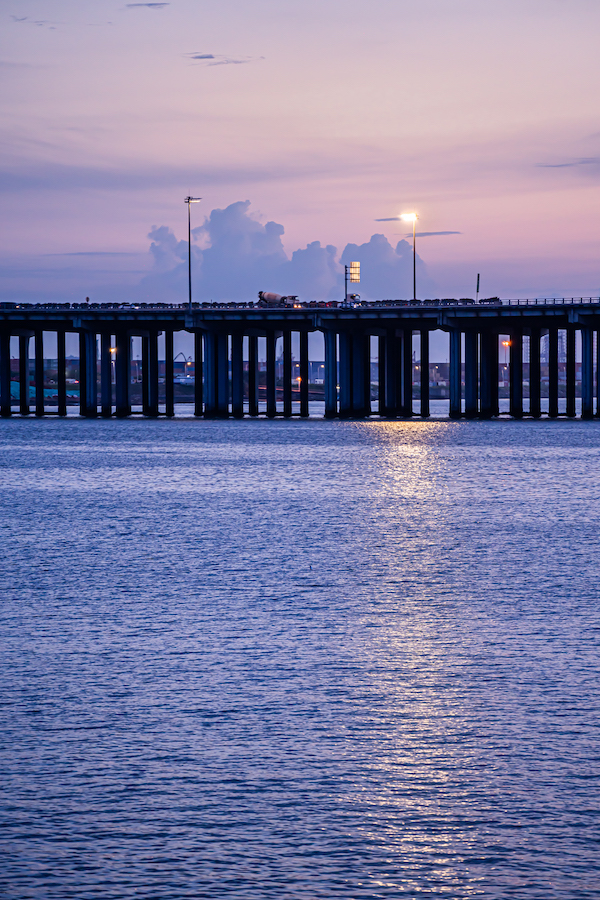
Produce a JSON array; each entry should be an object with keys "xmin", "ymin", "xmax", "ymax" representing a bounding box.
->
[
  {"xmin": 420, "ymin": 329, "xmax": 429, "ymax": 418},
  {"xmin": 300, "ymin": 331, "xmax": 309, "ymax": 417},
  {"xmin": 581, "ymin": 326, "xmax": 593, "ymax": 420},
  {"xmin": 194, "ymin": 331, "xmax": 203, "ymax": 417},
  {"xmin": 464, "ymin": 330, "xmax": 478, "ymax": 418},
  {"xmin": 0, "ymin": 332, "xmax": 11, "ymax": 417},
  {"xmin": 79, "ymin": 331, "xmax": 97, "ymax": 418},
  {"xmin": 548, "ymin": 328, "xmax": 559, "ymax": 418},
  {"xmin": 19, "ymin": 335, "xmax": 31, "ymax": 416},
  {"xmin": 566, "ymin": 327, "xmax": 576, "ymax": 418},
  {"xmin": 165, "ymin": 330, "xmax": 174, "ymax": 417},
  {"xmin": 282, "ymin": 330, "xmax": 292, "ymax": 418},
  {"xmin": 57, "ymin": 331, "xmax": 66, "ymax": 417},
  {"xmin": 115, "ymin": 331, "xmax": 131, "ymax": 417},
  {"xmin": 449, "ymin": 329, "xmax": 461, "ymax": 419},
  {"xmin": 529, "ymin": 328, "xmax": 541, "ymax": 418},
  {"xmin": 324, "ymin": 330, "xmax": 337, "ymax": 418},
  {"xmin": 231, "ymin": 332, "xmax": 244, "ymax": 418},
  {"xmin": 248, "ymin": 335, "xmax": 258, "ymax": 416},
  {"xmin": 100, "ymin": 332, "xmax": 112, "ymax": 417},
  {"xmin": 204, "ymin": 331, "xmax": 229, "ymax": 418},
  {"xmin": 383, "ymin": 330, "xmax": 399, "ymax": 417},
  {"xmin": 480, "ymin": 331, "xmax": 497, "ymax": 418},
  {"xmin": 146, "ymin": 331, "xmax": 159, "ymax": 417},
  {"xmin": 400, "ymin": 328, "xmax": 413, "ymax": 417},
  {"xmin": 596, "ymin": 330, "xmax": 600, "ymax": 419},
  {"xmin": 509, "ymin": 332, "xmax": 523, "ymax": 418},
  {"xmin": 266, "ymin": 332, "xmax": 276, "ymax": 418},
  {"xmin": 35, "ymin": 330, "xmax": 45, "ymax": 417}
]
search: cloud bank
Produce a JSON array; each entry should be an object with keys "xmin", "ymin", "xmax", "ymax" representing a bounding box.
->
[{"xmin": 137, "ymin": 201, "xmax": 433, "ymax": 303}]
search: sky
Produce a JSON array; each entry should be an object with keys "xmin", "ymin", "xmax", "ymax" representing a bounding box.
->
[{"xmin": 1, "ymin": 0, "xmax": 599, "ymax": 304}]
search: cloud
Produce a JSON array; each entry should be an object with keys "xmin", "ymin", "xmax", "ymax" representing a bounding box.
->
[
  {"xmin": 536, "ymin": 157, "xmax": 600, "ymax": 169},
  {"xmin": 126, "ymin": 3, "xmax": 169, "ymax": 8},
  {"xmin": 10, "ymin": 16, "xmax": 59, "ymax": 28},
  {"xmin": 409, "ymin": 231, "xmax": 461, "ymax": 238},
  {"xmin": 186, "ymin": 52, "xmax": 264, "ymax": 66},
  {"xmin": 136, "ymin": 201, "xmax": 433, "ymax": 303}
]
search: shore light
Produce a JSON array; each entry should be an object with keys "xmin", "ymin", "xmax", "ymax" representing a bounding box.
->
[
  {"xmin": 400, "ymin": 213, "xmax": 418, "ymax": 300},
  {"xmin": 184, "ymin": 197, "xmax": 202, "ymax": 314}
]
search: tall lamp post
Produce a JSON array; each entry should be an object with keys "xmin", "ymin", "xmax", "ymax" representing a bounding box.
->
[
  {"xmin": 400, "ymin": 213, "xmax": 418, "ymax": 300},
  {"xmin": 184, "ymin": 196, "xmax": 202, "ymax": 313}
]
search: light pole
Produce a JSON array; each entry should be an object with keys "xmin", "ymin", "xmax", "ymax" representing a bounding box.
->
[
  {"xmin": 400, "ymin": 213, "xmax": 418, "ymax": 300},
  {"xmin": 184, "ymin": 196, "xmax": 202, "ymax": 313}
]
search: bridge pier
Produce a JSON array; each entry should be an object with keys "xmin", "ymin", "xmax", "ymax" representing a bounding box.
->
[
  {"xmin": 0, "ymin": 331, "xmax": 11, "ymax": 417},
  {"xmin": 231, "ymin": 331, "xmax": 244, "ymax": 418},
  {"xmin": 282, "ymin": 331, "xmax": 292, "ymax": 418},
  {"xmin": 100, "ymin": 333, "xmax": 112, "ymax": 417},
  {"xmin": 266, "ymin": 332, "xmax": 276, "ymax": 418},
  {"xmin": 479, "ymin": 331, "xmax": 497, "ymax": 418},
  {"xmin": 509, "ymin": 331, "xmax": 523, "ymax": 418},
  {"xmin": 300, "ymin": 331, "xmax": 309, "ymax": 417},
  {"xmin": 115, "ymin": 331, "xmax": 131, "ymax": 417},
  {"xmin": 35, "ymin": 330, "xmax": 45, "ymax": 417},
  {"xmin": 464, "ymin": 330, "xmax": 478, "ymax": 418},
  {"xmin": 400, "ymin": 328, "xmax": 413, "ymax": 417},
  {"xmin": 19, "ymin": 335, "xmax": 31, "ymax": 416},
  {"xmin": 79, "ymin": 330, "xmax": 97, "ymax": 418},
  {"xmin": 548, "ymin": 328, "xmax": 559, "ymax": 418},
  {"xmin": 165, "ymin": 330, "xmax": 174, "ymax": 417},
  {"xmin": 581, "ymin": 326, "xmax": 593, "ymax": 419},
  {"xmin": 194, "ymin": 331, "xmax": 203, "ymax": 417},
  {"xmin": 449, "ymin": 329, "xmax": 461, "ymax": 419},
  {"xmin": 248, "ymin": 335, "xmax": 258, "ymax": 416},
  {"xmin": 420, "ymin": 329, "xmax": 430, "ymax": 418},
  {"xmin": 596, "ymin": 329, "xmax": 600, "ymax": 419},
  {"xmin": 529, "ymin": 328, "xmax": 541, "ymax": 418},
  {"xmin": 566, "ymin": 327, "xmax": 576, "ymax": 417},
  {"xmin": 57, "ymin": 331, "xmax": 66, "ymax": 417},
  {"xmin": 324, "ymin": 330, "xmax": 337, "ymax": 418}
]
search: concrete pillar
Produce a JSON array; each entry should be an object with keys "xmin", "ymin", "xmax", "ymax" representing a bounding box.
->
[
  {"xmin": 231, "ymin": 331, "xmax": 244, "ymax": 418},
  {"xmin": 204, "ymin": 331, "xmax": 217, "ymax": 417},
  {"xmin": 324, "ymin": 330, "xmax": 337, "ymax": 418},
  {"xmin": 581, "ymin": 326, "xmax": 593, "ymax": 419},
  {"xmin": 509, "ymin": 332, "xmax": 523, "ymax": 418},
  {"xmin": 596, "ymin": 330, "xmax": 600, "ymax": 418},
  {"xmin": 57, "ymin": 331, "xmax": 66, "ymax": 417},
  {"xmin": 19, "ymin": 335, "xmax": 31, "ymax": 415},
  {"xmin": 449, "ymin": 329, "xmax": 461, "ymax": 419},
  {"xmin": 194, "ymin": 331, "xmax": 203, "ymax": 417},
  {"xmin": 147, "ymin": 331, "xmax": 159, "ymax": 417},
  {"xmin": 548, "ymin": 328, "xmax": 559, "ymax": 418},
  {"xmin": 420, "ymin": 329, "xmax": 429, "ymax": 418},
  {"xmin": 0, "ymin": 331, "xmax": 11, "ymax": 417},
  {"xmin": 401, "ymin": 327, "xmax": 413, "ymax": 417},
  {"xmin": 248, "ymin": 335, "xmax": 258, "ymax": 416},
  {"xmin": 479, "ymin": 331, "xmax": 493, "ymax": 418},
  {"xmin": 100, "ymin": 332, "xmax": 112, "ymax": 417},
  {"xmin": 35, "ymin": 330, "xmax": 45, "ymax": 417},
  {"xmin": 165, "ymin": 330, "xmax": 174, "ymax": 418},
  {"xmin": 282, "ymin": 331, "xmax": 292, "ymax": 418},
  {"xmin": 141, "ymin": 336, "xmax": 149, "ymax": 414},
  {"xmin": 566, "ymin": 327, "xmax": 576, "ymax": 418},
  {"xmin": 384, "ymin": 330, "xmax": 399, "ymax": 417},
  {"xmin": 529, "ymin": 328, "xmax": 541, "ymax": 418},
  {"xmin": 378, "ymin": 335, "xmax": 386, "ymax": 416},
  {"xmin": 300, "ymin": 331, "xmax": 309, "ymax": 418},
  {"xmin": 216, "ymin": 333, "xmax": 229, "ymax": 417},
  {"xmin": 115, "ymin": 331, "xmax": 131, "ymax": 417},
  {"xmin": 464, "ymin": 330, "xmax": 478, "ymax": 418},
  {"xmin": 338, "ymin": 331, "xmax": 352, "ymax": 418},
  {"xmin": 266, "ymin": 331, "xmax": 276, "ymax": 418},
  {"xmin": 79, "ymin": 331, "xmax": 97, "ymax": 418},
  {"xmin": 351, "ymin": 332, "xmax": 369, "ymax": 417}
]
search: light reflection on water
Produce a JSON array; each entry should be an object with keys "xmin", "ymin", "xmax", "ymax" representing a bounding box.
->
[{"xmin": 1, "ymin": 417, "xmax": 599, "ymax": 899}]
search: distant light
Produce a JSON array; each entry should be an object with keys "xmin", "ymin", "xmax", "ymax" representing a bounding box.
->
[
  {"xmin": 400, "ymin": 213, "xmax": 418, "ymax": 223},
  {"xmin": 110, "ymin": 347, "xmax": 116, "ymax": 353}
]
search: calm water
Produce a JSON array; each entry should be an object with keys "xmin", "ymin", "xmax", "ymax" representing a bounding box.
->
[{"xmin": 1, "ymin": 416, "xmax": 599, "ymax": 899}]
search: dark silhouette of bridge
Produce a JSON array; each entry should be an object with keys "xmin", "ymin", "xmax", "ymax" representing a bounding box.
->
[{"xmin": 1, "ymin": 297, "xmax": 599, "ymax": 419}]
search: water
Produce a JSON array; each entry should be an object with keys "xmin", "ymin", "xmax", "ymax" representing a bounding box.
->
[{"xmin": 1, "ymin": 417, "xmax": 599, "ymax": 899}]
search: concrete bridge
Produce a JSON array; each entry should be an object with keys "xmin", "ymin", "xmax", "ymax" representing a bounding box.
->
[{"xmin": 1, "ymin": 297, "xmax": 599, "ymax": 419}]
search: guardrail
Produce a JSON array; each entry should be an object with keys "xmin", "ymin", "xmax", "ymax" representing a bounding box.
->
[{"xmin": 1, "ymin": 297, "xmax": 599, "ymax": 312}]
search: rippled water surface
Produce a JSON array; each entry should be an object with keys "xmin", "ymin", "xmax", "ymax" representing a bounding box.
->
[{"xmin": 1, "ymin": 417, "xmax": 600, "ymax": 899}]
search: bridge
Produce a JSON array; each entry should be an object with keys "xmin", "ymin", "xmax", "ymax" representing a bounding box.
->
[{"xmin": 1, "ymin": 297, "xmax": 599, "ymax": 419}]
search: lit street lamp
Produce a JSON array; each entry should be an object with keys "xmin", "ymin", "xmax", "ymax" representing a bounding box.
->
[
  {"xmin": 400, "ymin": 213, "xmax": 418, "ymax": 300},
  {"xmin": 184, "ymin": 196, "xmax": 202, "ymax": 313}
]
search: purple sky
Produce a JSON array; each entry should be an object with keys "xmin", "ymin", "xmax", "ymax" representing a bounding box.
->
[{"xmin": 1, "ymin": 0, "xmax": 599, "ymax": 303}]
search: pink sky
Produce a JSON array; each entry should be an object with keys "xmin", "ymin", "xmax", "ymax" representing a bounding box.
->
[{"xmin": 1, "ymin": 0, "xmax": 599, "ymax": 301}]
